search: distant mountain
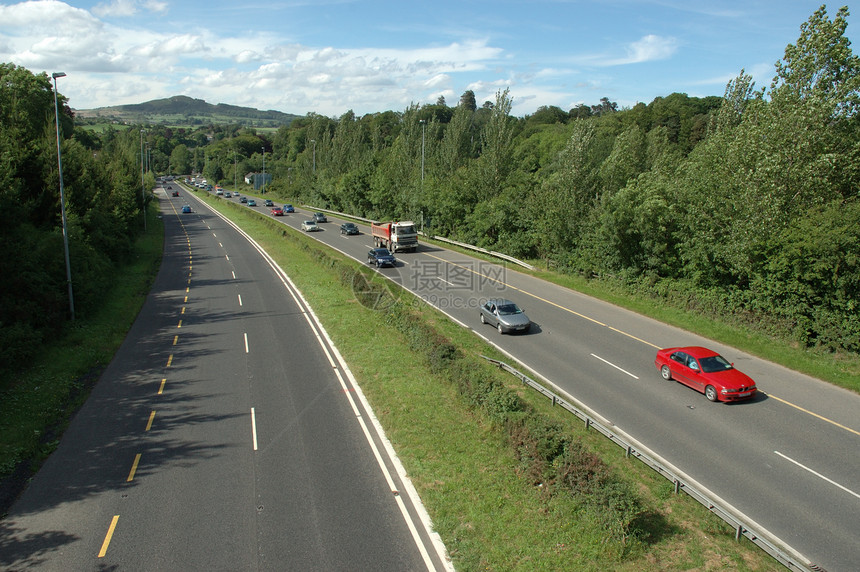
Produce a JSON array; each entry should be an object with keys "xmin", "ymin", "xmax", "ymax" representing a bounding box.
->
[{"xmin": 74, "ymin": 95, "xmax": 301, "ymax": 127}]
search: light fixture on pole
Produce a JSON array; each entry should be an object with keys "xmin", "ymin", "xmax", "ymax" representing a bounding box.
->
[{"xmin": 52, "ymin": 72, "xmax": 75, "ymax": 321}]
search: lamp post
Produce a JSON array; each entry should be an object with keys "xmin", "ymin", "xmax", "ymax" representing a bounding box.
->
[
  {"xmin": 234, "ymin": 149, "xmax": 238, "ymax": 192},
  {"xmin": 52, "ymin": 72, "xmax": 75, "ymax": 321},
  {"xmin": 261, "ymin": 146, "xmax": 265, "ymax": 193},
  {"xmin": 310, "ymin": 139, "xmax": 316, "ymax": 174},
  {"xmin": 419, "ymin": 119, "xmax": 426, "ymax": 185},
  {"xmin": 140, "ymin": 129, "xmax": 147, "ymax": 231}
]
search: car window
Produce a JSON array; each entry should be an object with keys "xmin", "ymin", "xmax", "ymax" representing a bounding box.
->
[
  {"xmin": 698, "ymin": 355, "xmax": 733, "ymax": 373},
  {"xmin": 671, "ymin": 352, "xmax": 687, "ymax": 365},
  {"xmin": 687, "ymin": 356, "xmax": 700, "ymax": 371},
  {"xmin": 497, "ymin": 304, "xmax": 521, "ymax": 315}
]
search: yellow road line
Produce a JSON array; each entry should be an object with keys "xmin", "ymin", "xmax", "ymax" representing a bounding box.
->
[
  {"xmin": 158, "ymin": 378, "xmax": 166, "ymax": 395},
  {"xmin": 98, "ymin": 515, "xmax": 119, "ymax": 557},
  {"xmin": 145, "ymin": 411, "xmax": 156, "ymax": 431},
  {"xmin": 423, "ymin": 253, "xmax": 859, "ymax": 438},
  {"xmin": 766, "ymin": 393, "xmax": 860, "ymax": 437},
  {"xmin": 126, "ymin": 453, "xmax": 141, "ymax": 482},
  {"xmin": 423, "ymin": 252, "xmax": 660, "ymax": 348}
]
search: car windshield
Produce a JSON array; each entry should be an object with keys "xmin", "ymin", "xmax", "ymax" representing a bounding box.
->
[
  {"xmin": 375, "ymin": 249, "xmax": 391, "ymax": 256},
  {"xmin": 698, "ymin": 355, "xmax": 733, "ymax": 373},
  {"xmin": 497, "ymin": 303, "xmax": 522, "ymax": 315},
  {"xmin": 395, "ymin": 225, "xmax": 415, "ymax": 234}
]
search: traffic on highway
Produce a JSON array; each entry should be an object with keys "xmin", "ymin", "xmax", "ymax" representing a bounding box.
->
[{"xmin": 188, "ymin": 182, "xmax": 860, "ymax": 572}]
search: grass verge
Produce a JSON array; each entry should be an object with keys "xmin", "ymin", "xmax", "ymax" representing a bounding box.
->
[{"xmin": 0, "ymin": 206, "xmax": 164, "ymax": 512}]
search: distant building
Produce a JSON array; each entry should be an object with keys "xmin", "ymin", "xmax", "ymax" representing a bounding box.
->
[{"xmin": 244, "ymin": 172, "xmax": 272, "ymax": 190}]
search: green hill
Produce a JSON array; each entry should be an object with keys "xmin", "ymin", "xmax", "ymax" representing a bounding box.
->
[{"xmin": 74, "ymin": 95, "xmax": 300, "ymax": 127}]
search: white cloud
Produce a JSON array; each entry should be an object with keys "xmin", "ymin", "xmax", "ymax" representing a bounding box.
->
[
  {"xmin": 93, "ymin": 0, "xmax": 166, "ymax": 17},
  {"xmin": 93, "ymin": 0, "xmax": 139, "ymax": 17},
  {"xmin": 607, "ymin": 34, "xmax": 678, "ymax": 66},
  {"xmin": 572, "ymin": 34, "xmax": 679, "ymax": 68}
]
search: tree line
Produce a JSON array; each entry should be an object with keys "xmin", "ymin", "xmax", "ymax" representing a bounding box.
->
[
  {"xmin": 2, "ymin": 5, "xmax": 857, "ymax": 377},
  {"xmin": 0, "ymin": 63, "xmax": 155, "ymax": 376},
  {"xmin": 236, "ymin": 5, "xmax": 860, "ymax": 354}
]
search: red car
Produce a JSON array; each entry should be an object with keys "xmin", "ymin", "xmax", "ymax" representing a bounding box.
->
[
  {"xmin": 271, "ymin": 207, "xmax": 284, "ymax": 216},
  {"xmin": 655, "ymin": 346, "xmax": 757, "ymax": 402},
  {"xmin": 171, "ymin": 190, "xmax": 179, "ymax": 197}
]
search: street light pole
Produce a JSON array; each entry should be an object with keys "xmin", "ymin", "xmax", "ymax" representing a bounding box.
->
[
  {"xmin": 310, "ymin": 139, "xmax": 316, "ymax": 174},
  {"xmin": 419, "ymin": 119, "xmax": 426, "ymax": 185},
  {"xmin": 52, "ymin": 71, "xmax": 75, "ymax": 321},
  {"xmin": 261, "ymin": 146, "xmax": 265, "ymax": 193},
  {"xmin": 140, "ymin": 129, "xmax": 147, "ymax": 231}
]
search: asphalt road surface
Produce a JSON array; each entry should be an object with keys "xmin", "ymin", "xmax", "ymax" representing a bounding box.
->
[
  {"xmin": 1, "ymin": 189, "xmax": 449, "ymax": 571},
  {"xmin": 205, "ymin": 186, "xmax": 859, "ymax": 572}
]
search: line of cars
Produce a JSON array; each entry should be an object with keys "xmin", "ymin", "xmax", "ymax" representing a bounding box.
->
[{"xmin": 196, "ymin": 182, "xmax": 758, "ymax": 404}]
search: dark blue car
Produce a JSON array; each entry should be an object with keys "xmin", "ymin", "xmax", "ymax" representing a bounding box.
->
[{"xmin": 367, "ymin": 248, "xmax": 396, "ymax": 268}]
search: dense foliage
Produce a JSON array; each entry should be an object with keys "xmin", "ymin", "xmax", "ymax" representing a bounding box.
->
[
  {"xmin": 248, "ymin": 6, "xmax": 854, "ymax": 354},
  {"xmin": 0, "ymin": 63, "xmax": 153, "ymax": 377},
  {"xmin": 4, "ymin": 5, "xmax": 857, "ymax": 366}
]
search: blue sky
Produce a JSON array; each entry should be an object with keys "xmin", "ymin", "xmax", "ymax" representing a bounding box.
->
[{"xmin": 0, "ymin": 1, "xmax": 850, "ymax": 117}]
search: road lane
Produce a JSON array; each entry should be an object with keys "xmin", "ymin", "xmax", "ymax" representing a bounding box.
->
[
  {"xmin": 208, "ymin": 189, "xmax": 858, "ymax": 571},
  {"xmin": 1, "ymin": 190, "xmax": 448, "ymax": 571}
]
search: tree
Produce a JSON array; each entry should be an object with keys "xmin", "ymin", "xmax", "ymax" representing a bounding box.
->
[
  {"xmin": 591, "ymin": 97, "xmax": 618, "ymax": 116},
  {"xmin": 170, "ymin": 144, "xmax": 191, "ymax": 175},
  {"xmin": 459, "ymin": 90, "xmax": 477, "ymax": 112},
  {"xmin": 712, "ymin": 70, "xmax": 760, "ymax": 133},
  {"xmin": 772, "ymin": 5, "xmax": 860, "ymax": 115},
  {"xmin": 473, "ymin": 88, "xmax": 515, "ymax": 202}
]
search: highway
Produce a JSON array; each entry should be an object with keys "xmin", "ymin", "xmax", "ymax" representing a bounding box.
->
[
  {"xmin": 0, "ymin": 188, "xmax": 449, "ymax": 571},
  {"xmin": 201, "ymin": 186, "xmax": 860, "ymax": 571}
]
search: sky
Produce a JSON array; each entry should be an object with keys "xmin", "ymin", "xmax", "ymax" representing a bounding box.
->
[{"xmin": 0, "ymin": 1, "xmax": 852, "ymax": 117}]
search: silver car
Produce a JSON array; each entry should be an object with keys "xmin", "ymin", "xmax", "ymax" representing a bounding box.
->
[
  {"xmin": 479, "ymin": 298, "xmax": 531, "ymax": 334},
  {"xmin": 301, "ymin": 220, "xmax": 320, "ymax": 232}
]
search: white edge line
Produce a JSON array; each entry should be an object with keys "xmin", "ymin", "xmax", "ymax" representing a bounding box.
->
[
  {"xmin": 244, "ymin": 332, "xmax": 249, "ymax": 353},
  {"xmin": 775, "ymin": 450, "xmax": 860, "ymax": 500},
  {"xmin": 207, "ymin": 207, "xmax": 452, "ymax": 571},
  {"xmin": 590, "ymin": 353, "xmax": 640, "ymax": 379},
  {"xmin": 251, "ymin": 408, "xmax": 258, "ymax": 451}
]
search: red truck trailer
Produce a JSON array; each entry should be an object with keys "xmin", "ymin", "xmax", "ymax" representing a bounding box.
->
[{"xmin": 370, "ymin": 221, "xmax": 418, "ymax": 253}]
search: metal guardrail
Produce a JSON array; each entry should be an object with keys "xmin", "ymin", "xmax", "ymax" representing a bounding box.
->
[
  {"xmin": 480, "ymin": 355, "xmax": 820, "ymax": 572},
  {"xmin": 426, "ymin": 235, "xmax": 536, "ymax": 271}
]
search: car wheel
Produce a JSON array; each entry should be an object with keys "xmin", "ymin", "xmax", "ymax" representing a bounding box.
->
[
  {"xmin": 660, "ymin": 365, "xmax": 672, "ymax": 380},
  {"xmin": 497, "ymin": 323, "xmax": 504, "ymax": 334},
  {"xmin": 705, "ymin": 385, "xmax": 718, "ymax": 402},
  {"xmin": 480, "ymin": 313, "xmax": 486, "ymax": 324}
]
